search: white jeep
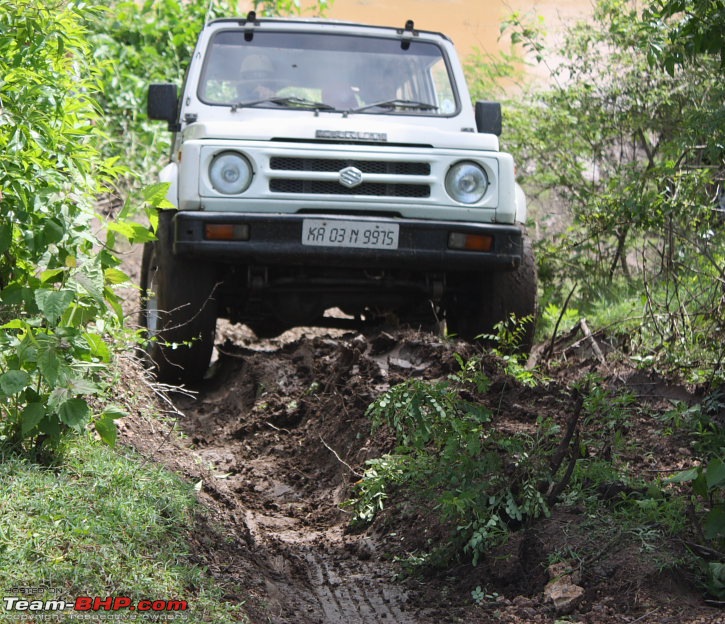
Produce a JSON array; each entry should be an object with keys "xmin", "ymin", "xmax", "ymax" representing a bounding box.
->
[{"xmin": 141, "ymin": 12, "xmax": 536, "ymax": 383}]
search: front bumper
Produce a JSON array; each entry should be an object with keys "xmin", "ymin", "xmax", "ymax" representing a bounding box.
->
[{"xmin": 172, "ymin": 212, "xmax": 523, "ymax": 272}]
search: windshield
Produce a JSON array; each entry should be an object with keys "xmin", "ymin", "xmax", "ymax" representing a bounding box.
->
[{"xmin": 198, "ymin": 29, "xmax": 458, "ymax": 115}]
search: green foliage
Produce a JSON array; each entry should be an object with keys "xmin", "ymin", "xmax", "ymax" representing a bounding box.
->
[
  {"xmin": 471, "ymin": 585, "xmax": 500, "ymax": 605},
  {"xmin": 0, "ymin": 0, "xmax": 132, "ymax": 454},
  {"xmin": 581, "ymin": 380, "xmax": 637, "ymax": 450},
  {"xmin": 670, "ymin": 459, "xmax": 725, "ymax": 541},
  {"xmin": 0, "ymin": 0, "xmax": 315, "ymax": 456},
  {"xmin": 644, "ymin": 0, "xmax": 725, "ymax": 71},
  {"xmin": 500, "ymin": 10, "xmax": 548, "ymax": 65},
  {"xmin": 463, "ymin": 46, "xmax": 523, "ymax": 101},
  {"xmin": 349, "ymin": 362, "xmax": 557, "ymax": 566},
  {"xmin": 495, "ymin": 0, "xmax": 724, "ymax": 383},
  {"xmin": 482, "ymin": 314, "xmax": 539, "ymax": 386}
]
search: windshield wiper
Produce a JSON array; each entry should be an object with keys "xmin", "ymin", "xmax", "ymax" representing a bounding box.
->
[
  {"xmin": 349, "ymin": 99, "xmax": 439, "ymax": 113},
  {"xmin": 231, "ymin": 96, "xmax": 336, "ymax": 112}
]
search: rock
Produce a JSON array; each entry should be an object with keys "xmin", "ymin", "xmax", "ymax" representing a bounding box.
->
[
  {"xmin": 512, "ymin": 595, "xmax": 534, "ymax": 608},
  {"xmin": 543, "ymin": 562, "xmax": 585, "ymax": 615},
  {"xmin": 544, "ymin": 580, "xmax": 585, "ymax": 614}
]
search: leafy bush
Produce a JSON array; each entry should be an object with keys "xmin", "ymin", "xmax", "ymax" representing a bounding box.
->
[
  {"xmin": 348, "ymin": 364, "xmax": 562, "ymax": 566},
  {"xmin": 0, "ymin": 0, "xmax": 140, "ymax": 454},
  {"xmin": 0, "ymin": 0, "xmax": 332, "ymax": 456},
  {"xmin": 497, "ymin": 0, "xmax": 725, "ymax": 381}
]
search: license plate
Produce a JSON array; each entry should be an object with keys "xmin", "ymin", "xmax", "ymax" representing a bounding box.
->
[{"xmin": 301, "ymin": 218, "xmax": 399, "ymax": 250}]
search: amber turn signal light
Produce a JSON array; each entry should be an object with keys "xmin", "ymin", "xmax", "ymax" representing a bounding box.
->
[
  {"xmin": 204, "ymin": 223, "xmax": 250, "ymax": 241},
  {"xmin": 448, "ymin": 232, "xmax": 493, "ymax": 252}
]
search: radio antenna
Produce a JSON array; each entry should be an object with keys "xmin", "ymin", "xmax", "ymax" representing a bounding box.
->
[{"xmin": 205, "ymin": 0, "xmax": 214, "ymax": 25}]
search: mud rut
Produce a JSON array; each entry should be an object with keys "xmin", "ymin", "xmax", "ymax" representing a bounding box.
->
[
  {"xmin": 159, "ymin": 327, "xmax": 459, "ymax": 623},
  {"xmin": 121, "ymin": 320, "xmax": 725, "ymax": 624}
]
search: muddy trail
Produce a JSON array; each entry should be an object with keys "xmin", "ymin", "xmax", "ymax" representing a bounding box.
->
[
  {"xmin": 118, "ymin": 316, "xmax": 724, "ymax": 623},
  {"xmin": 124, "ymin": 327, "xmax": 466, "ymax": 623}
]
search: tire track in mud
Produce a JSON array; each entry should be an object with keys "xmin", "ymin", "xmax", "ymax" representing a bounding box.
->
[
  {"xmin": 174, "ymin": 328, "xmax": 453, "ymax": 623},
  {"xmin": 246, "ymin": 508, "xmax": 416, "ymax": 623},
  {"xmin": 300, "ymin": 550, "xmax": 414, "ymax": 623}
]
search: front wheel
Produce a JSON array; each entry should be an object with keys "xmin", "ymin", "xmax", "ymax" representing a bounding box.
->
[
  {"xmin": 139, "ymin": 211, "xmax": 218, "ymax": 384},
  {"xmin": 445, "ymin": 237, "xmax": 537, "ymax": 352}
]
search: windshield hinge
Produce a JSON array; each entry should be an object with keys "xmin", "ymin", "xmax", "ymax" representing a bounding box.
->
[
  {"xmin": 243, "ymin": 10, "xmax": 258, "ymax": 41},
  {"xmin": 398, "ymin": 19, "xmax": 417, "ymax": 50}
]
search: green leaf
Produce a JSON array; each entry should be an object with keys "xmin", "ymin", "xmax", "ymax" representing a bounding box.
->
[
  {"xmin": 2, "ymin": 283, "xmax": 33, "ymax": 308},
  {"xmin": 37, "ymin": 342, "xmax": 61, "ymax": 385},
  {"xmin": 101, "ymin": 406, "xmax": 128, "ymax": 420},
  {"xmin": 69, "ymin": 378, "xmax": 99, "ymax": 395},
  {"xmin": 0, "ymin": 222, "xmax": 12, "ymax": 254},
  {"xmin": 0, "ymin": 370, "xmax": 31, "ymax": 395},
  {"xmin": 1, "ymin": 319, "xmax": 27, "ymax": 330},
  {"xmin": 703, "ymin": 506, "xmax": 725, "ymax": 541},
  {"xmin": 103, "ymin": 267, "xmax": 130, "ymax": 285},
  {"xmin": 58, "ymin": 398, "xmax": 91, "ymax": 430},
  {"xmin": 21, "ymin": 403, "xmax": 45, "ymax": 434},
  {"xmin": 39, "ymin": 414, "xmax": 62, "ymax": 442},
  {"xmin": 706, "ymin": 459, "xmax": 725, "ymax": 490},
  {"xmin": 693, "ymin": 471, "xmax": 709, "ymax": 498},
  {"xmin": 141, "ymin": 182, "xmax": 173, "ymax": 207},
  {"xmin": 43, "ymin": 218, "xmax": 65, "ymax": 244},
  {"xmin": 71, "ymin": 267, "xmax": 105, "ymax": 306},
  {"xmin": 40, "ymin": 268, "xmax": 67, "ymax": 284},
  {"xmin": 104, "ymin": 287, "xmax": 125, "ymax": 322},
  {"xmin": 94, "ymin": 415, "xmax": 117, "ymax": 446},
  {"xmin": 107, "ymin": 221, "xmax": 156, "ymax": 244},
  {"xmin": 667, "ymin": 467, "xmax": 701, "ymax": 483},
  {"xmin": 35, "ymin": 289, "xmax": 75, "ymax": 325},
  {"xmin": 707, "ymin": 562, "xmax": 725, "ymax": 599},
  {"xmin": 83, "ymin": 332, "xmax": 111, "ymax": 362}
]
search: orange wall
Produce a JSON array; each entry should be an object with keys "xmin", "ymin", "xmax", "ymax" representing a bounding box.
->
[{"xmin": 318, "ymin": 0, "xmax": 591, "ymax": 59}]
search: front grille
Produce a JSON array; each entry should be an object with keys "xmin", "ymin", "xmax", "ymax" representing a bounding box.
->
[
  {"xmin": 270, "ymin": 179, "xmax": 430, "ymax": 197},
  {"xmin": 268, "ymin": 156, "xmax": 431, "ymax": 197},
  {"xmin": 270, "ymin": 157, "xmax": 430, "ymax": 176}
]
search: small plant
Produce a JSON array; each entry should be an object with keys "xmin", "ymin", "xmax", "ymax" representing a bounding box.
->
[
  {"xmin": 345, "ymin": 455, "xmax": 409, "ymax": 526},
  {"xmin": 578, "ymin": 377, "xmax": 638, "ymax": 457},
  {"xmin": 348, "ymin": 362, "xmax": 565, "ymax": 566},
  {"xmin": 482, "ymin": 314, "xmax": 539, "ymax": 387},
  {"xmin": 471, "ymin": 585, "xmax": 500, "ymax": 605},
  {"xmin": 669, "ymin": 458, "xmax": 725, "ymax": 546}
]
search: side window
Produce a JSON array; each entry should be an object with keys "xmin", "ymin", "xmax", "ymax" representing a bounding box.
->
[{"xmin": 430, "ymin": 58, "xmax": 456, "ymax": 114}]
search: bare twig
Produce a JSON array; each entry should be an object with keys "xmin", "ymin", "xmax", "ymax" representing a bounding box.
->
[
  {"xmin": 544, "ymin": 283, "xmax": 578, "ymax": 362},
  {"xmin": 547, "ymin": 390, "xmax": 585, "ymax": 505},
  {"xmin": 319, "ymin": 435, "xmax": 363, "ymax": 478},
  {"xmin": 580, "ymin": 318, "xmax": 606, "ymax": 366},
  {"xmin": 629, "ymin": 608, "xmax": 660, "ymax": 624}
]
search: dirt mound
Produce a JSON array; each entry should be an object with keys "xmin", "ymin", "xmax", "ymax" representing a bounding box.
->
[{"xmin": 119, "ymin": 325, "xmax": 724, "ymax": 624}]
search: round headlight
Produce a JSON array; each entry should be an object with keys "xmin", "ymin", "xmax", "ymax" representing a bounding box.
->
[
  {"xmin": 445, "ymin": 161, "xmax": 488, "ymax": 204},
  {"xmin": 209, "ymin": 152, "xmax": 252, "ymax": 194}
]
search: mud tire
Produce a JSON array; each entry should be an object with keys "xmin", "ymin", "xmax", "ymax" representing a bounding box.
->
[
  {"xmin": 139, "ymin": 211, "xmax": 218, "ymax": 384},
  {"xmin": 446, "ymin": 237, "xmax": 537, "ymax": 352}
]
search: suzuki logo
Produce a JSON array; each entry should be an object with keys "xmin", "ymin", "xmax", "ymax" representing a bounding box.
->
[{"xmin": 339, "ymin": 166, "xmax": 363, "ymax": 188}]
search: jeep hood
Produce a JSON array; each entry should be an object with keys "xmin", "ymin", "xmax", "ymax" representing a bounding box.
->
[{"xmin": 181, "ymin": 115, "xmax": 500, "ymax": 151}]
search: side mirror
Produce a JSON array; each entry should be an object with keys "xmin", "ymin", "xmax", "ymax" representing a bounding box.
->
[
  {"xmin": 147, "ymin": 83, "xmax": 179, "ymax": 131},
  {"xmin": 475, "ymin": 101, "xmax": 502, "ymax": 136}
]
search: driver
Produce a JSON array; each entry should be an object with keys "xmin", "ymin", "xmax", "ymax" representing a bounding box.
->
[{"xmin": 238, "ymin": 54, "xmax": 277, "ymax": 100}]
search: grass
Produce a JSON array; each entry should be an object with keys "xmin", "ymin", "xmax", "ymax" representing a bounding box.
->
[{"xmin": 0, "ymin": 434, "xmax": 248, "ymax": 623}]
